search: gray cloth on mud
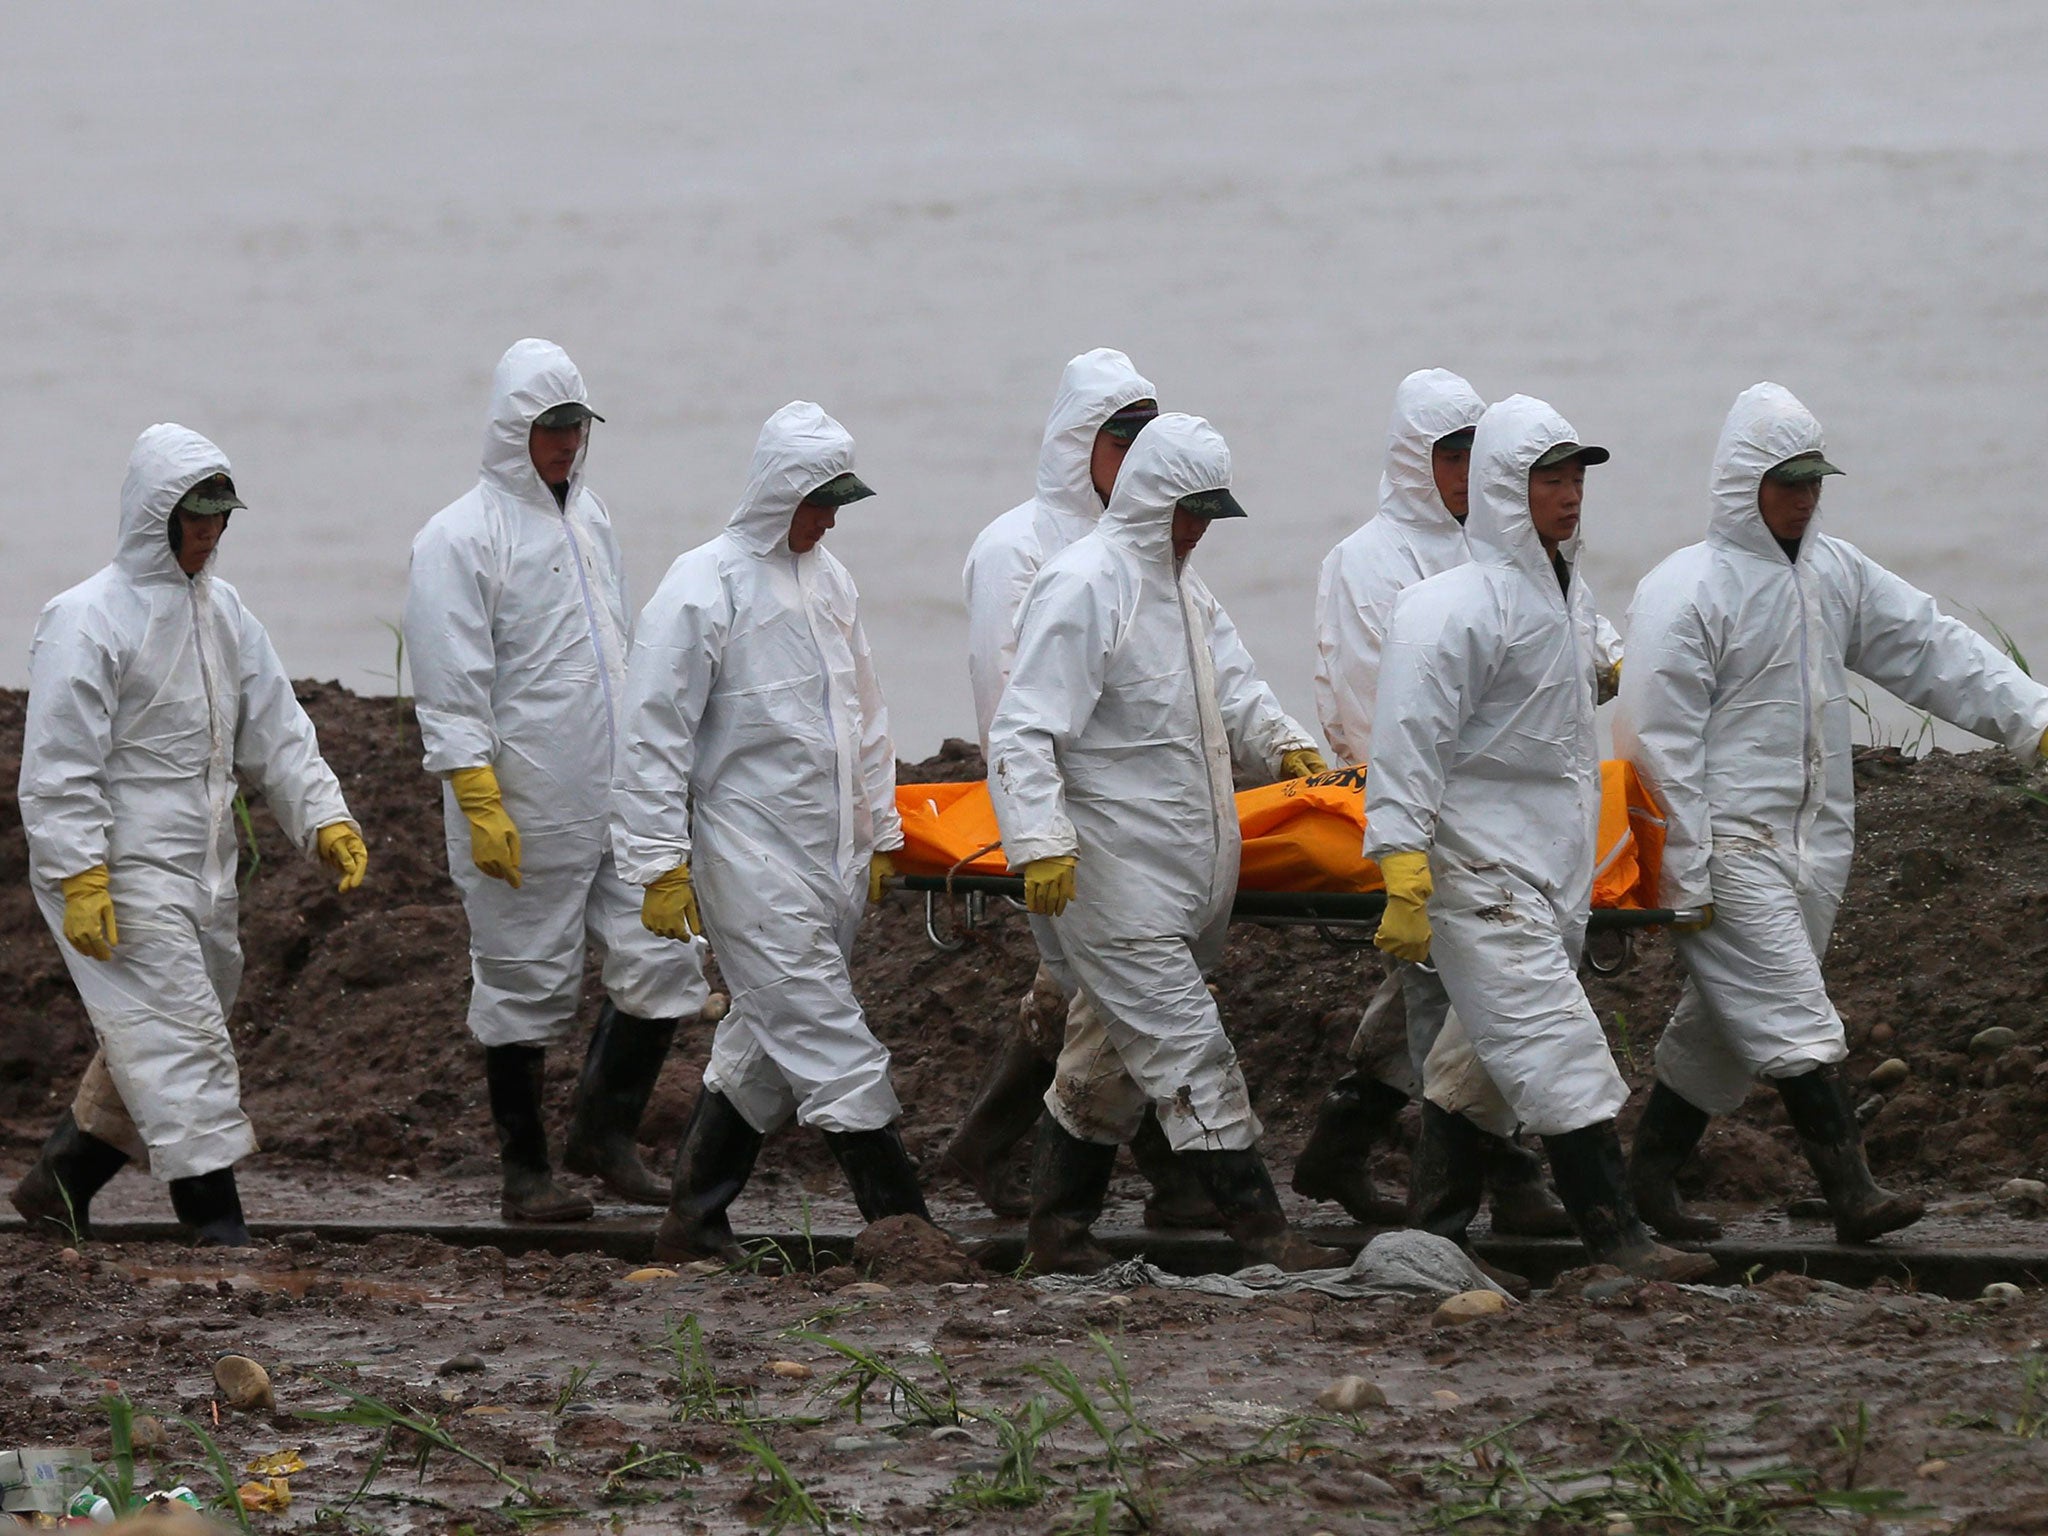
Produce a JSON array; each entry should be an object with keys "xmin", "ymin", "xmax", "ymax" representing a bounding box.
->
[{"xmin": 1032, "ymin": 1229, "xmax": 1510, "ymax": 1301}]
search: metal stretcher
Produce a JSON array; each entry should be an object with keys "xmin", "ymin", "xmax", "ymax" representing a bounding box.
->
[{"xmin": 902, "ymin": 872, "xmax": 1700, "ymax": 976}]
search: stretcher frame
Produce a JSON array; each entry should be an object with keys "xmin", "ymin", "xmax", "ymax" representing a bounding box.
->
[{"xmin": 902, "ymin": 873, "xmax": 1700, "ymax": 976}]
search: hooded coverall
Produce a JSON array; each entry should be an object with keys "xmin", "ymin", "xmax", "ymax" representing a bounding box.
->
[
  {"xmin": 405, "ymin": 340, "xmax": 707, "ymax": 1049},
  {"xmin": 19, "ymin": 425, "xmax": 357, "ymax": 1181},
  {"xmin": 613, "ymin": 401, "xmax": 906, "ymax": 1134}
]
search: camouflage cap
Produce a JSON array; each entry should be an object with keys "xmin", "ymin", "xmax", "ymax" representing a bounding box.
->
[
  {"xmin": 533, "ymin": 401, "xmax": 605, "ymax": 430},
  {"xmin": 175, "ymin": 473, "xmax": 246, "ymax": 517}
]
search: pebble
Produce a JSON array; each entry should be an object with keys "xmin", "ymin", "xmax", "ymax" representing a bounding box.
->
[
  {"xmin": 1982, "ymin": 1282, "xmax": 2025, "ymax": 1304},
  {"xmin": 436, "ymin": 1353, "xmax": 486, "ymax": 1376},
  {"xmin": 623, "ymin": 1267, "xmax": 678, "ymax": 1283},
  {"xmin": 1431, "ymin": 1389, "xmax": 1461, "ymax": 1407},
  {"xmin": 1314, "ymin": 1375, "xmax": 1387, "ymax": 1413},
  {"xmin": 1867, "ymin": 1058, "xmax": 1910, "ymax": 1090},
  {"xmin": 683, "ymin": 1260, "xmax": 726, "ymax": 1276},
  {"xmin": 1971, "ymin": 1027, "xmax": 2020, "ymax": 1057},
  {"xmin": 1584, "ymin": 1276, "xmax": 1643, "ymax": 1304},
  {"xmin": 1868, "ymin": 1022, "xmax": 1894, "ymax": 1046},
  {"xmin": 701, "ymin": 992, "xmax": 730, "ymax": 1024},
  {"xmin": 839, "ymin": 1281, "xmax": 892, "ymax": 1297},
  {"xmin": 1917, "ymin": 1458, "xmax": 1950, "ymax": 1478},
  {"xmin": 830, "ymin": 1435, "xmax": 891, "ymax": 1454},
  {"xmin": 213, "ymin": 1355, "xmax": 275, "ymax": 1412},
  {"xmin": 767, "ymin": 1360, "xmax": 813, "ymax": 1380},
  {"xmin": 2000, "ymin": 1179, "xmax": 2048, "ymax": 1213},
  {"xmin": 930, "ymin": 1425, "xmax": 975, "ymax": 1442},
  {"xmin": 1606, "ymin": 1519, "xmax": 1636, "ymax": 1536},
  {"xmin": 1433, "ymin": 1290, "xmax": 1511, "ymax": 1326}
]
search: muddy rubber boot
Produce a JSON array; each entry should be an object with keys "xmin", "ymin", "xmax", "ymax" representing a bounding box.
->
[
  {"xmin": 823, "ymin": 1123, "xmax": 933, "ymax": 1224},
  {"xmin": 1542, "ymin": 1122, "xmax": 1716, "ymax": 1283},
  {"xmin": 10, "ymin": 1111, "xmax": 129, "ymax": 1241},
  {"xmin": 653, "ymin": 1089, "xmax": 764, "ymax": 1265},
  {"xmin": 563, "ymin": 1002, "xmax": 678, "ymax": 1206},
  {"xmin": 1627, "ymin": 1082, "xmax": 1724, "ymax": 1242},
  {"xmin": 937, "ymin": 1026, "xmax": 1055, "ymax": 1219},
  {"xmin": 1184, "ymin": 1148, "xmax": 1347, "ymax": 1273},
  {"xmin": 1481, "ymin": 1131, "xmax": 1575, "ymax": 1237},
  {"xmin": 1024, "ymin": 1120, "xmax": 1119, "ymax": 1275},
  {"xmin": 1774, "ymin": 1067, "xmax": 1924, "ymax": 1243},
  {"xmin": 1131, "ymin": 1109, "xmax": 1223, "ymax": 1229},
  {"xmin": 1411, "ymin": 1105, "xmax": 1528, "ymax": 1296},
  {"xmin": 484, "ymin": 1044, "xmax": 594, "ymax": 1224},
  {"xmin": 1289, "ymin": 1071, "xmax": 1410, "ymax": 1226},
  {"xmin": 167, "ymin": 1167, "xmax": 252, "ymax": 1248}
]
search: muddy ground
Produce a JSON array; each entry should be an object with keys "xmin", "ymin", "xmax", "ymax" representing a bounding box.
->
[{"xmin": 7, "ymin": 686, "xmax": 2048, "ymax": 1530}]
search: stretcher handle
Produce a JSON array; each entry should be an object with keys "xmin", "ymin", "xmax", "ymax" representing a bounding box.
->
[{"xmin": 897, "ymin": 873, "xmax": 1694, "ymax": 931}]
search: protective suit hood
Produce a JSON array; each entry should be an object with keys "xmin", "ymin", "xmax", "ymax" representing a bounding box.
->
[
  {"xmin": 1465, "ymin": 394, "xmax": 1584, "ymax": 585},
  {"xmin": 726, "ymin": 401, "xmax": 860, "ymax": 557},
  {"xmin": 1100, "ymin": 412, "xmax": 1231, "ymax": 565},
  {"xmin": 1380, "ymin": 368, "xmax": 1486, "ymax": 532},
  {"xmin": 118, "ymin": 425, "xmax": 231, "ymax": 585},
  {"xmin": 1035, "ymin": 348, "xmax": 1156, "ymax": 521},
  {"xmin": 1709, "ymin": 382, "xmax": 1829, "ymax": 562},
  {"xmin": 480, "ymin": 338, "xmax": 593, "ymax": 508}
]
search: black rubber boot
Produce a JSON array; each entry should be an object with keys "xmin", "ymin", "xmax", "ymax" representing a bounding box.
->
[
  {"xmin": 1481, "ymin": 1131, "xmax": 1575, "ymax": 1237},
  {"xmin": 1290, "ymin": 1071, "xmax": 1410, "ymax": 1226},
  {"xmin": 822, "ymin": 1123, "xmax": 933, "ymax": 1225},
  {"xmin": 1627, "ymin": 1082, "xmax": 1724, "ymax": 1242},
  {"xmin": 1024, "ymin": 1120, "xmax": 1119, "ymax": 1275},
  {"xmin": 1410, "ymin": 1104, "xmax": 1528, "ymax": 1295},
  {"xmin": 484, "ymin": 1044, "xmax": 594, "ymax": 1224},
  {"xmin": 1184, "ymin": 1147, "xmax": 1347, "ymax": 1273},
  {"xmin": 167, "ymin": 1167, "xmax": 252, "ymax": 1248},
  {"xmin": 938, "ymin": 1026, "xmax": 1056, "ymax": 1219},
  {"xmin": 653, "ymin": 1089, "xmax": 765, "ymax": 1265},
  {"xmin": 1542, "ymin": 1122, "xmax": 1716, "ymax": 1282},
  {"xmin": 563, "ymin": 1003, "xmax": 678, "ymax": 1206},
  {"xmin": 1131, "ymin": 1109, "xmax": 1223, "ymax": 1229},
  {"xmin": 1774, "ymin": 1066, "xmax": 1924, "ymax": 1243},
  {"xmin": 10, "ymin": 1112, "xmax": 129, "ymax": 1241}
]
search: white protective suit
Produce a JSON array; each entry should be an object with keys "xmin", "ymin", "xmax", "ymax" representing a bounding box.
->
[
  {"xmin": 1617, "ymin": 382, "xmax": 2048, "ymax": 1112},
  {"xmin": 19, "ymin": 424, "xmax": 356, "ymax": 1180},
  {"xmin": 612, "ymin": 402, "xmax": 905, "ymax": 1135},
  {"xmin": 987, "ymin": 413, "xmax": 1318, "ymax": 1152},
  {"xmin": 1365, "ymin": 395, "xmax": 1630, "ymax": 1138},
  {"xmin": 405, "ymin": 339, "xmax": 706, "ymax": 1047},
  {"xmin": 963, "ymin": 348, "xmax": 1155, "ymax": 1011}
]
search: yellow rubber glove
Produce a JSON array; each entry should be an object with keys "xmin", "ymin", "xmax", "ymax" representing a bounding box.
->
[
  {"xmin": 316, "ymin": 822, "xmax": 369, "ymax": 893},
  {"xmin": 1373, "ymin": 850, "xmax": 1433, "ymax": 963},
  {"xmin": 1671, "ymin": 903, "xmax": 1715, "ymax": 933},
  {"xmin": 61, "ymin": 865, "xmax": 118, "ymax": 961},
  {"xmin": 1280, "ymin": 748, "xmax": 1329, "ymax": 780},
  {"xmin": 642, "ymin": 863, "xmax": 704, "ymax": 941},
  {"xmin": 868, "ymin": 850, "xmax": 897, "ymax": 904},
  {"xmin": 449, "ymin": 765, "xmax": 521, "ymax": 888},
  {"xmin": 2039, "ymin": 726, "xmax": 2048, "ymax": 761},
  {"xmin": 1022, "ymin": 855, "xmax": 1078, "ymax": 916}
]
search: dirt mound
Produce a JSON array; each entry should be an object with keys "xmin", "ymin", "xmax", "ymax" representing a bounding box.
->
[
  {"xmin": 5, "ymin": 685, "xmax": 2048, "ymax": 1213},
  {"xmin": 847, "ymin": 1213, "xmax": 983, "ymax": 1284}
]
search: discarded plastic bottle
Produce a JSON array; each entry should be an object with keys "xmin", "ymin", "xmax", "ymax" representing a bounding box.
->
[{"xmin": 65, "ymin": 1488, "xmax": 114, "ymax": 1523}]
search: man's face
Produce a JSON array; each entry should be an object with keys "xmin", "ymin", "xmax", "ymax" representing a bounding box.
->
[
  {"xmin": 1757, "ymin": 475, "xmax": 1822, "ymax": 546},
  {"xmin": 1171, "ymin": 507, "xmax": 1209, "ymax": 561},
  {"xmin": 1526, "ymin": 461, "xmax": 1585, "ymax": 550},
  {"xmin": 172, "ymin": 509, "xmax": 227, "ymax": 576},
  {"xmin": 1090, "ymin": 428, "xmax": 1136, "ymax": 505},
  {"xmin": 528, "ymin": 420, "xmax": 586, "ymax": 486},
  {"xmin": 788, "ymin": 502, "xmax": 837, "ymax": 553},
  {"xmin": 1431, "ymin": 433, "xmax": 1473, "ymax": 522}
]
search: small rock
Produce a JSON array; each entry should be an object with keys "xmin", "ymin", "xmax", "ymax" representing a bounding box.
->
[
  {"xmin": 830, "ymin": 1435, "xmax": 889, "ymax": 1454},
  {"xmin": 1867, "ymin": 1058, "xmax": 1910, "ymax": 1090},
  {"xmin": 213, "ymin": 1355, "xmax": 275, "ymax": 1411},
  {"xmin": 624, "ymin": 1267, "xmax": 678, "ymax": 1283},
  {"xmin": 130, "ymin": 1415, "xmax": 167, "ymax": 1451},
  {"xmin": 1787, "ymin": 1197, "xmax": 1832, "ymax": 1220},
  {"xmin": 701, "ymin": 992, "xmax": 730, "ymax": 1024},
  {"xmin": 1434, "ymin": 1290, "xmax": 1511, "ymax": 1326},
  {"xmin": 930, "ymin": 1425, "xmax": 975, "ymax": 1442},
  {"xmin": 1606, "ymin": 1520, "xmax": 1636, "ymax": 1536},
  {"xmin": 1982, "ymin": 1282, "xmax": 2025, "ymax": 1304},
  {"xmin": 682, "ymin": 1260, "xmax": 725, "ymax": 1276},
  {"xmin": 1971, "ymin": 1027, "xmax": 2020, "ymax": 1058},
  {"xmin": 1314, "ymin": 1375, "xmax": 1387, "ymax": 1413},
  {"xmin": 767, "ymin": 1360, "xmax": 813, "ymax": 1380},
  {"xmin": 1854, "ymin": 1095, "xmax": 1885, "ymax": 1126},
  {"xmin": 1917, "ymin": 1458, "xmax": 1949, "ymax": 1478},
  {"xmin": 2000, "ymin": 1179, "xmax": 2048, "ymax": 1214},
  {"xmin": 1431, "ymin": 1388, "xmax": 1461, "ymax": 1407},
  {"xmin": 436, "ymin": 1353, "xmax": 487, "ymax": 1376},
  {"xmin": 1584, "ymin": 1275, "xmax": 1643, "ymax": 1305},
  {"xmin": 1868, "ymin": 1022, "xmax": 1895, "ymax": 1046},
  {"xmin": 839, "ymin": 1281, "xmax": 892, "ymax": 1297}
]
